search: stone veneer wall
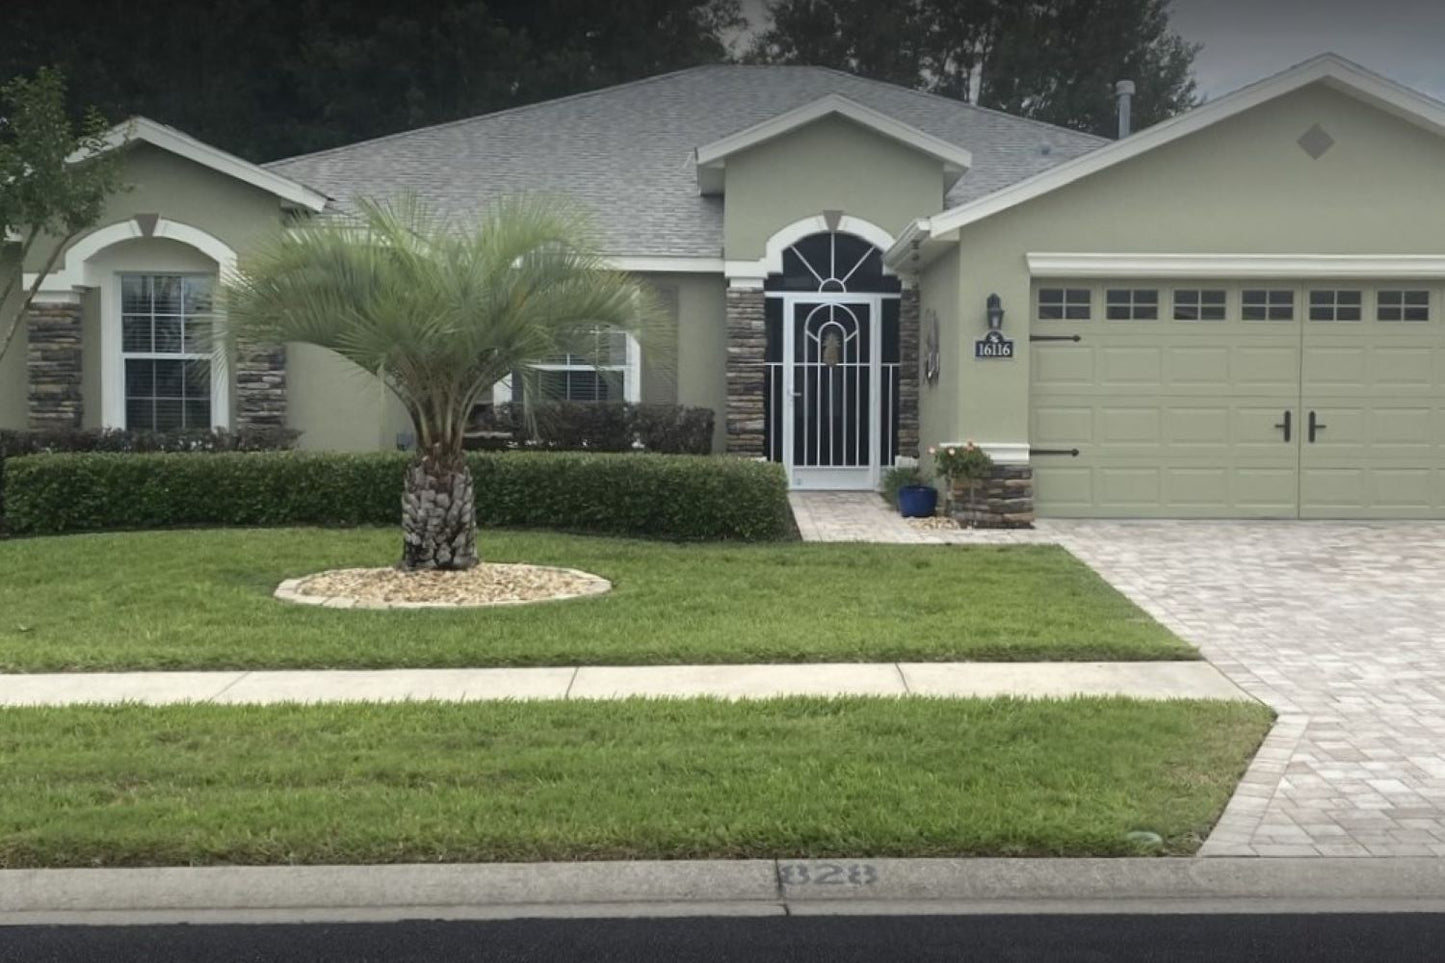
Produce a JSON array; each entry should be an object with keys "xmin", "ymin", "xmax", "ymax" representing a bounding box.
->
[
  {"xmin": 724, "ymin": 287, "xmax": 766, "ymax": 455},
  {"xmin": 26, "ymin": 300, "xmax": 84, "ymax": 429},
  {"xmin": 235, "ymin": 340, "xmax": 287, "ymax": 429},
  {"xmin": 952, "ymin": 464, "xmax": 1035, "ymax": 529},
  {"xmin": 897, "ymin": 287, "xmax": 920, "ymax": 458}
]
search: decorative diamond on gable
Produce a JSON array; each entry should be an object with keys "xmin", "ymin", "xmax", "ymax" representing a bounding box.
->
[{"xmin": 1297, "ymin": 124, "xmax": 1335, "ymax": 159}]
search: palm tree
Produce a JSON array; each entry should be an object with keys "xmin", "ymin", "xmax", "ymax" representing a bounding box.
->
[{"xmin": 225, "ymin": 195, "xmax": 666, "ymax": 571}]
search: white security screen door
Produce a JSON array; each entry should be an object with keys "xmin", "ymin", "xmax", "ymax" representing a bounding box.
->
[
  {"xmin": 785, "ymin": 296, "xmax": 880, "ymax": 489},
  {"xmin": 762, "ymin": 230, "xmax": 902, "ymax": 490}
]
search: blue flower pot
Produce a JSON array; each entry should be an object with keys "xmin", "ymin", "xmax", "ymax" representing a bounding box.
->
[{"xmin": 897, "ymin": 484, "xmax": 938, "ymax": 518}]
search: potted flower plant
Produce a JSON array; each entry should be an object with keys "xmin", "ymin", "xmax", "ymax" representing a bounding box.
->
[
  {"xmin": 930, "ymin": 441, "xmax": 994, "ymax": 519},
  {"xmin": 882, "ymin": 463, "xmax": 938, "ymax": 518}
]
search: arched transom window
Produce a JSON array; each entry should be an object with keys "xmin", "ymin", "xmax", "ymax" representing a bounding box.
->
[{"xmin": 765, "ymin": 231, "xmax": 901, "ymax": 294}]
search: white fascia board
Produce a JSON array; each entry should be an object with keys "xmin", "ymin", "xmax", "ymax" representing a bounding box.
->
[
  {"xmin": 74, "ymin": 117, "xmax": 330, "ymax": 212},
  {"xmin": 929, "ymin": 53, "xmax": 1445, "ymax": 239},
  {"xmin": 694, "ymin": 94, "xmax": 972, "ymax": 195},
  {"xmin": 608, "ymin": 255, "xmax": 725, "ymax": 274},
  {"xmin": 1027, "ymin": 252, "xmax": 1445, "ymax": 279}
]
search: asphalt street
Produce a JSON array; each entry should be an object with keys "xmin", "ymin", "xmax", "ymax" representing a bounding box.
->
[{"xmin": 4, "ymin": 913, "xmax": 1445, "ymax": 962}]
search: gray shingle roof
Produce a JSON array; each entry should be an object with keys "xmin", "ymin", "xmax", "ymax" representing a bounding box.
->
[{"xmin": 265, "ymin": 65, "xmax": 1107, "ymax": 259}]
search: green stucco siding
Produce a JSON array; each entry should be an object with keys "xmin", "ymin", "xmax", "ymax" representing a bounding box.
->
[
  {"xmin": 723, "ymin": 116, "xmax": 945, "ymax": 260},
  {"xmin": 23, "ymin": 144, "xmax": 286, "ymax": 275},
  {"xmin": 637, "ymin": 272, "xmax": 727, "ymax": 451},
  {"xmin": 0, "ymin": 254, "xmax": 25, "ymax": 429},
  {"xmin": 915, "ymin": 249, "xmax": 960, "ymax": 461},
  {"xmin": 286, "ymin": 344, "xmax": 390, "ymax": 452},
  {"xmin": 937, "ymin": 82, "xmax": 1445, "ymax": 457}
]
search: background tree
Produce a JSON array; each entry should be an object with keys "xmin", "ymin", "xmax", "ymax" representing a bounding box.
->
[
  {"xmin": 224, "ymin": 196, "xmax": 668, "ymax": 571},
  {"xmin": 0, "ymin": 67, "xmax": 124, "ymax": 366},
  {"xmin": 0, "ymin": 0, "xmax": 743, "ymax": 162},
  {"xmin": 751, "ymin": 0, "xmax": 1199, "ymax": 137}
]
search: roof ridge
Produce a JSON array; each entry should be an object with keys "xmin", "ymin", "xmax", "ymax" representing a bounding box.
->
[
  {"xmin": 263, "ymin": 63, "xmax": 731, "ymax": 169},
  {"xmin": 802, "ymin": 64, "xmax": 1110, "ymax": 144}
]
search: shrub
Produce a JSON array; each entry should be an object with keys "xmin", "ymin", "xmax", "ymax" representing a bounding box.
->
[
  {"xmin": 0, "ymin": 426, "xmax": 300, "ymax": 529},
  {"xmin": 468, "ymin": 402, "xmax": 714, "ymax": 455},
  {"xmin": 881, "ymin": 463, "xmax": 933, "ymax": 508},
  {"xmin": 2, "ymin": 451, "xmax": 794, "ymax": 541}
]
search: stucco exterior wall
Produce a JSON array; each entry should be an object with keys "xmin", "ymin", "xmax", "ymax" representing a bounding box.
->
[
  {"xmin": 914, "ymin": 250, "xmax": 961, "ymax": 459},
  {"xmin": 287, "ymin": 344, "xmax": 391, "ymax": 451},
  {"xmin": 0, "ymin": 254, "xmax": 25, "ymax": 429},
  {"xmin": 637, "ymin": 272, "xmax": 727, "ymax": 450},
  {"xmin": 722, "ymin": 116, "xmax": 945, "ymax": 261},
  {"xmin": 937, "ymin": 82, "xmax": 1445, "ymax": 447},
  {"xmin": 23, "ymin": 144, "xmax": 285, "ymax": 275}
]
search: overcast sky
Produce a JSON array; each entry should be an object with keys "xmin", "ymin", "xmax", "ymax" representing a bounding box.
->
[
  {"xmin": 736, "ymin": 0, "xmax": 1445, "ymax": 101},
  {"xmin": 1171, "ymin": 0, "xmax": 1445, "ymax": 100}
]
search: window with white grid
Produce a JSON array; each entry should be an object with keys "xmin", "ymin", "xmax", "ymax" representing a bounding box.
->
[
  {"xmin": 1105, "ymin": 288, "xmax": 1159, "ymax": 320},
  {"xmin": 1241, "ymin": 289, "xmax": 1295, "ymax": 321},
  {"xmin": 1377, "ymin": 289, "xmax": 1430, "ymax": 322},
  {"xmin": 1036, "ymin": 287, "xmax": 1091, "ymax": 320},
  {"xmin": 1173, "ymin": 288, "xmax": 1226, "ymax": 321},
  {"xmin": 120, "ymin": 274, "xmax": 214, "ymax": 430},
  {"xmin": 1308, "ymin": 289, "xmax": 1363, "ymax": 322}
]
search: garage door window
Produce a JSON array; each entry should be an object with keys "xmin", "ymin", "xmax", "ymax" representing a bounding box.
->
[
  {"xmin": 1173, "ymin": 289, "xmax": 1226, "ymax": 321},
  {"xmin": 1105, "ymin": 288, "xmax": 1159, "ymax": 320},
  {"xmin": 1242, "ymin": 289, "xmax": 1294, "ymax": 321},
  {"xmin": 1309, "ymin": 289, "xmax": 1363, "ymax": 322},
  {"xmin": 1037, "ymin": 288, "xmax": 1091, "ymax": 320},
  {"xmin": 1377, "ymin": 289, "xmax": 1430, "ymax": 322}
]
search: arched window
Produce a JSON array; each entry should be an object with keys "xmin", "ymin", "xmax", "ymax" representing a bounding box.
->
[{"xmin": 764, "ymin": 231, "xmax": 901, "ymax": 294}]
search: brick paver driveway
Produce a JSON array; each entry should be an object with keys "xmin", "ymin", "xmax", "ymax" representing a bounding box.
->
[
  {"xmin": 790, "ymin": 494, "xmax": 1445, "ymax": 856},
  {"xmin": 1051, "ymin": 520, "xmax": 1445, "ymax": 857}
]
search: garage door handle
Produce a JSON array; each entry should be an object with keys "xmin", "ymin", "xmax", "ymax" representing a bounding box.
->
[
  {"xmin": 1274, "ymin": 410, "xmax": 1291, "ymax": 442},
  {"xmin": 1308, "ymin": 410, "xmax": 1327, "ymax": 443}
]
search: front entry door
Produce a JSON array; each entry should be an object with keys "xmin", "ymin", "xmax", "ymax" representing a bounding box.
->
[{"xmin": 786, "ymin": 298, "xmax": 878, "ymax": 490}]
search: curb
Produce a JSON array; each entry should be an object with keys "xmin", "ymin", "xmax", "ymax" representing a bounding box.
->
[{"xmin": 4, "ymin": 857, "xmax": 1445, "ymax": 925}]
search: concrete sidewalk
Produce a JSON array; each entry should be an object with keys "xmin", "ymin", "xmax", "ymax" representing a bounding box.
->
[
  {"xmin": 3, "ymin": 857, "xmax": 1444, "ymax": 925},
  {"xmin": 0, "ymin": 661, "xmax": 1251, "ymax": 706}
]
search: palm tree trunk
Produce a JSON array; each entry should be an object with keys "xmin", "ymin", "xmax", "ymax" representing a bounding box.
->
[{"xmin": 400, "ymin": 451, "xmax": 478, "ymax": 571}]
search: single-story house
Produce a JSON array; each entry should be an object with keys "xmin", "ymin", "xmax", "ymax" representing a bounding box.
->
[{"xmin": 4, "ymin": 52, "xmax": 1444, "ymax": 520}]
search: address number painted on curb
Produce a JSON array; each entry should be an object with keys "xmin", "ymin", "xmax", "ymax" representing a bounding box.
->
[{"xmin": 778, "ymin": 862, "xmax": 879, "ymax": 886}]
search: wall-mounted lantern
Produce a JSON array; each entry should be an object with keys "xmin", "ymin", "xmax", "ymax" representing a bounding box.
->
[
  {"xmin": 974, "ymin": 293, "xmax": 1015, "ymax": 360},
  {"xmin": 986, "ymin": 293, "xmax": 1005, "ymax": 331}
]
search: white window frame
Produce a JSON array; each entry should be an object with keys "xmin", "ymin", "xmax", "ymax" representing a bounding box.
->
[
  {"xmin": 103, "ymin": 270, "xmax": 229, "ymax": 430},
  {"xmin": 1241, "ymin": 288, "xmax": 1296, "ymax": 322},
  {"xmin": 1307, "ymin": 288, "xmax": 1364, "ymax": 322},
  {"xmin": 1172, "ymin": 287, "xmax": 1227, "ymax": 321},
  {"xmin": 1036, "ymin": 286, "xmax": 1092, "ymax": 320},
  {"xmin": 1376, "ymin": 288, "xmax": 1431, "ymax": 322},
  {"xmin": 118, "ymin": 272, "xmax": 220, "ymax": 432},
  {"xmin": 1105, "ymin": 287, "xmax": 1160, "ymax": 320},
  {"xmin": 491, "ymin": 330, "xmax": 641, "ymax": 405}
]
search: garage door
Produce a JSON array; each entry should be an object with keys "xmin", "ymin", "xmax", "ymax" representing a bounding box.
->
[{"xmin": 1030, "ymin": 282, "xmax": 1445, "ymax": 518}]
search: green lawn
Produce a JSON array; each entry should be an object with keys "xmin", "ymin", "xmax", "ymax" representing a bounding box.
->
[
  {"xmin": 0, "ymin": 698, "xmax": 1271, "ymax": 867},
  {"xmin": 0, "ymin": 528, "xmax": 1192, "ymax": 671}
]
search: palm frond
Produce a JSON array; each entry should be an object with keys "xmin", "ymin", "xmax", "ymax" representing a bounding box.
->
[{"xmin": 224, "ymin": 193, "xmax": 673, "ymax": 455}]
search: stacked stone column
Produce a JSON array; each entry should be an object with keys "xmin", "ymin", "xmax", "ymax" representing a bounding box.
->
[
  {"xmin": 897, "ymin": 287, "xmax": 920, "ymax": 458},
  {"xmin": 952, "ymin": 464, "xmax": 1035, "ymax": 529},
  {"xmin": 724, "ymin": 287, "xmax": 766, "ymax": 455},
  {"xmin": 234, "ymin": 339, "xmax": 287, "ymax": 429},
  {"xmin": 26, "ymin": 298, "xmax": 84, "ymax": 429}
]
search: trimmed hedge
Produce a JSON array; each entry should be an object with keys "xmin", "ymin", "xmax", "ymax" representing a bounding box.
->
[
  {"xmin": 468, "ymin": 403, "xmax": 714, "ymax": 454},
  {"xmin": 0, "ymin": 426, "xmax": 301, "ymax": 528},
  {"xmin": 2, "ymin": 451, "xmax": 794, "ymax": 541}
]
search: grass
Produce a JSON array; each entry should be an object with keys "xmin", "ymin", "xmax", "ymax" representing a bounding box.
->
[
  {"xmin": 0, "ymin": 528, "xmax": 1193, "ymax": 671},
  {"xmin": 0, "ymin": 697, "xmax": 1272, "ymax": 867}
]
